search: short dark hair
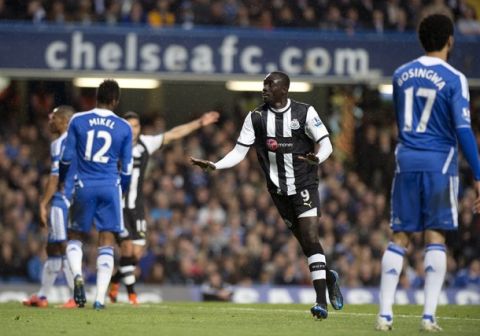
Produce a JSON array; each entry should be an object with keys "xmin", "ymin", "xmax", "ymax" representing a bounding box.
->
[
  {"xmin": 270, "ymin": 71, "xmax": 290, "ymax": 90},
  {"xmin": 96, "ymin": 79, "xmax": 120, "ymax": 105},
  {"xmin": 123, "ymin": 111, "xmax": 140, "ymax": 120},
  {"xmin": 418, "ymin": 14, "xmax": 454, "ymax": 52}
]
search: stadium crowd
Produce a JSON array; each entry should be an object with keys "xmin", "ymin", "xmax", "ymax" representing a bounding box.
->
[
  {"xmin": 0, "ymin": 0, "xmax": 479, "ymax": 34},
  {"xmin": 0, "ymin": 83, "xmax": 479, "ymax": 290}
]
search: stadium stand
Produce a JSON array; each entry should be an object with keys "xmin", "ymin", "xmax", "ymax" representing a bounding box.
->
[
  {"xmin": 0, "ymin": 81, "xmax": 479, "ymax": 290},
  {"xmin": 0, "ymin": 0, "xmax": 478, "ymax": 34},
  {"xmin": 0, "ymin": 1, "xmax": 479, "ymax": 294}
]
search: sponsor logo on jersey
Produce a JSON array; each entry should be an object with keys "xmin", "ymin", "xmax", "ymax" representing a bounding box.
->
[
  {"xmin": 313, "ymin": 117, "xmax": 323, "ymax": 127},
  {"xmin": 290, "ymin": 119, "xmax": 300, "ymax": 130},
  {"xmin": 266, "ymin": 138, "xmax": 278, "ymax": 151},
  {"xmin": 266, "ymin": 138, "xmax": 293, "ymax": 152}
]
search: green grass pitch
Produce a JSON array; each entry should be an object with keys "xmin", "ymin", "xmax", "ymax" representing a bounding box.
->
[{"xmin": 0, "ymin": 302, "xmax": 479, "ymax": 336}]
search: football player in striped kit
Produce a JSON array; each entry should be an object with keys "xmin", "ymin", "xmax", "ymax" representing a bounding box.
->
[
  {"xmin": 108, "ymin": 110, "xmax": 219, "ymax": 305},
  {"xmin": 191, "ymin": 71, "xmax": 343, "ymax": 319}
]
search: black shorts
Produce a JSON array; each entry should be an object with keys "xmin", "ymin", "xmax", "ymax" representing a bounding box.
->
[
  {"xmin": 118, "ymin": 208, "xmax": 147, "ymax": 245},
  {"xmin": 269, "ymin": 187, "xmax": 321, "ymax": 230}
]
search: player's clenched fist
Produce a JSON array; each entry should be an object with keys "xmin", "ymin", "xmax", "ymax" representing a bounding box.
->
[{"xmin": 190, "ymin": 157, "xmax": 216, "ymax": 172}]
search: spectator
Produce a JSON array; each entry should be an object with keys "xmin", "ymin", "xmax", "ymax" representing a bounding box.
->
[
  {"xmin": 0, "ymin": 0, "xmax": 12, "ymax": 20},
  {"xmin": 371, "ymin": 9, "xmax": 385, "ymax": 33},
  {"xmin": 457, "ymin": 4, "xmax": 480, "ymax": 35},
  {"xmin": 321, "ymin": 5, "xmax": 344, "ymax": 31},
  {"xmin": 201, "ymin": 271, "xmax": 233, "ymax": 301},
  {"xmin": 0, "ymin": 0, "xmax": 477, "ymax": 35},
  {"xmin": 122, "ymin": 1, "xmax": 146, "ymax": 25},
  {"xmin": 147, "ymin": 0, "xmax": 175, "ymax": 27},
  {"xmin": 454, "ymin": 260, "xmax": 480, "ymax": 288},
  {"xmin": 207, "ymin": 0, "xmax": 226, "ymax": 26},
  {"xmin": 26, "ymin": 0, "xmax": 46, "ymax": 24},
  {"xmin": 99, "ymin": 0, "xmax": 122, "ymax": 24}
]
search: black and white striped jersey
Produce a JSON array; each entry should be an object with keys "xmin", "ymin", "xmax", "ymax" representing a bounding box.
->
[
  {"xmin": 124, "ymin": 133, "xmax": 164, "ymax": 212},
  {"xmin": 237, "ymin": 99, "xmax": 329, "ymax": 195}
]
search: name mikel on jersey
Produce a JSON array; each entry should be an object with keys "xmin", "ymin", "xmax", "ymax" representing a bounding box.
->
[
  {"xmin": 396, "ymin": 68, "xmax": 446, "ymax": 90},
  {"xmin": 89, "ymin": 118, "xmax": 116, "ymax": 129}
]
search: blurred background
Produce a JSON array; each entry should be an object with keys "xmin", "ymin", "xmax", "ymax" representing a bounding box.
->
[{"xmin": 0, "ymin": 0, "xmax": 479, "ymax": 303}]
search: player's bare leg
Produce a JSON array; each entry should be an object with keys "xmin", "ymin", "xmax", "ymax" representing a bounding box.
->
[
  {"xmin": 377, "ymin": 232, "xmax": 409, "ymax": 331},
  {"xmin": 420, "ymin": 230, "xmax": 446, "ymax": 331},
  {"xmin": 293, "ymin": 216, "xmax": 341, "ymax": 320},
  {"xmin": 132, "ymin": 243, "xmax": 145, "ymax": 266}
]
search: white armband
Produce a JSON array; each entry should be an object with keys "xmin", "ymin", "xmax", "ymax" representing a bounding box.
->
[
  {"xmin": 214, "ymin": 144, "xmax": 250, "ymax": 169},
  {"xmin": 315, "ymin": 137, "xmax": 333, "ymax": 164}
]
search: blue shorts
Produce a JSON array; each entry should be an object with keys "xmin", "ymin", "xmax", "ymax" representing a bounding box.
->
[
  {"xmin": 390, "ymin": 172, "xmax": 459, "ymax": 232},
  {"xmin": 69, "ymin": 184, "xmax": 124, "ymax": 233},
  {"xmin": 48, "ymin": 195, "xmax": 70, "ymax": 243}
]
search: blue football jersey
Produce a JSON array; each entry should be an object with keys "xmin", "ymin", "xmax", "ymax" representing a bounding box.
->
[
  {"xmin": 50, "ymin": 132, "xmax": 75, "ymax": 200},
  {"xmin": 393, "ymin": 55, "xmax": 471, "ymax": 174},
  {"xmin": 61, "ymin": 108, "xmax": 133, "ymax": 186}
]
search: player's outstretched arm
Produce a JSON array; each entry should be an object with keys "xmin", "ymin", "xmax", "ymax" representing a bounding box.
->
[
  {"xmin": 190, "ymin": 112, "xmax": 251, "ymax": 171},
  {"xmin": 190, "ymin": 157, "xmax": 216, "ymax": 171},
  {"xmin": 163, "ymin": 111, "xmax": 219, "ymax": 145}
]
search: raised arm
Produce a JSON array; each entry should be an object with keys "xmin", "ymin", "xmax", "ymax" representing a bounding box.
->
[{"xmin": 163, "ymin": 111, "xmax": 219, "ymax": 145}]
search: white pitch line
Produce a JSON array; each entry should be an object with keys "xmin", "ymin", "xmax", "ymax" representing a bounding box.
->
[
  {"xmin": 115, "ymin": 304, "xmax": 480, "ymax": 322},
  {"xmin": 188, "ymin": 306, "xmax": 480, "ymax": 322}
]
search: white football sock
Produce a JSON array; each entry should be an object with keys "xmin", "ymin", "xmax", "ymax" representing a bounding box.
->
[
  {"xmin": 307, "ymin": 253, "xmax": 327, "ymax": 305},
  {"xmin": 62, "ymin": 256, "xmax": 74, "ymax": 293},
  {"xmin": 95, "ymin": 246, "xmax": 114, "ymax": 305},
  {"xmin": 38, "ymin": 257, "xmax": 62, "ymax": 298},
  {"xmin": 379, "ymin": 243, "xmax": 405, "ymax": 319},
  {"xmin": 66, "ymin": 240, "xmax": 83, "ymax": 278},
  {"xmin": 120, "ymin": 265, "xmax": 136, "ymax": 286},
  {"xmin": 423, "ymin": 244, "xmax": 446, "ymax": 320}
]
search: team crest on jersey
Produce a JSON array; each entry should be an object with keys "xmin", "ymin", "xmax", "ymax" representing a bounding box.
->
[{"xmin": 290, "ymin": 119, "xmax": 300, "ymax": 130}]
